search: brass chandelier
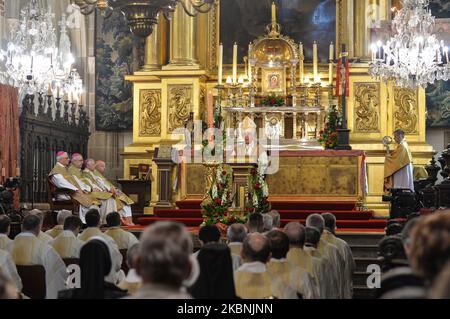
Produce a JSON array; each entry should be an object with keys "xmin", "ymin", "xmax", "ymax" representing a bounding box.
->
[{"xmin": 70, "ymin": 0, "xmax": 217, "ymax": 38}]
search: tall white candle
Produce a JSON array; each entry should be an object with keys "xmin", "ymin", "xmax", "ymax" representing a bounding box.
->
[
  {"xmin": 299, "ymin": 42, "xmax": 304, "ymax": 84},
  {"xmin": 232, "ymin": 42, "xmax": 238, "ymax": 83},
  {"xmin": 329, "ymin": 42, "xmax": 334, "ymax": 61},
  {"xmin": 313, "ymin": 41, "xmax": 318, "ymax": 81},
  {"xmin": 218, "ymin": 43, "xmax": 223, "ymax": 85},
  {"xmin": 248, "ymin": 43, "xmax": 253, "ymax": 83}
]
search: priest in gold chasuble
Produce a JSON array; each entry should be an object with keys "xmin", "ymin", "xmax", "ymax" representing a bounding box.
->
[{"xmin": 384, "ymin": 129, "xmax": 414, "ymax": 192}]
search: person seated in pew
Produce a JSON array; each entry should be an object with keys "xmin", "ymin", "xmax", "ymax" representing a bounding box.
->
[
  {"xmin": 268, "ymin": 210, "xmax": 281, "ymax": 229},
  {"xmin": 227, "ymin": 223, "xmax": 247, "ymax": 271},
  {"xmin": 69, "ymin": 154, "xmax": 117, "ymax": 225},
  {"xmin": 0, "ymin": 215, "xmax": 12, "ymax": 250},
  {"xmin": 28, "ymin": 209, "xmax": 54, "ymax": 245},
  {"xmin": 266, "ymin": 230, "xmax": 318, "ymax": 299},
  {"xmin": 117, "ymin": 244, "xmax": 142, "ymax": 295},
  {"xmin": 262, "ymin": 214, "xmax": 273, "ymax": 233},
  {"xmin": 58, "ymin": 239, "xmax": 128, "ymax": 299},
  {"xmin": 49, "ymin": 151, "xmax": 101, "ymax": 224},
  {"xmin": 128, "ymin": 221, "xmax": 194, "ymax": 299},
  {"xmin": 92, "ymin": 160, "xmax": 135, "ymax": 226},
  {"xmin": 0, "ymin": 249, "xmax": 22, "ymax": 294},
  {"xmin": 50, "ymin": 216, "xmax": 84, "ymax": 259},
  {"xmin": 189, "ymin": 243, "xmax": 237, "ymax": 299},
  {"xmin": 45, "ymin": 210, "xmax": 72, "ymax": 238},
  {"xmin": 78, "ymin": 209, "xmax": 125, "ymax": 285},
  {"xmin": 104, "ymin": 212, "xmax": 139, "ymax": 250},
  {"xmin": 0, "ymin": 270, "xmax": 20, "ymax": 299},
  {"xmin": 322, "ymin": 213, "xmax": 355, "ymax": 299},
  {"xmin": 247, "ymin": 213, "xmax": 264, "ymax": 233},
  {"xmin": 6, "ymin": 215, "xmax": 67, "ymax": 299},
  {"xmin": 304, "ymin": 226, "xmax": 338, "ymax": 299},
  {"xmin": 194, "ymin": 224, "xmax": 221, "ymax": 258},
  {"xmin": 306, "ymin": 213, "xmax": 344, "ymax": 298},
  {"xmin": 234, "ymin": 233, "xmax": 298, "ymax": 299}
]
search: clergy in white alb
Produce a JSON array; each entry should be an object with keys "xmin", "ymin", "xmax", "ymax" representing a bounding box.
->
[
  {"xmin": 50, "ymin": 216, "xmax": 84, "ymax": 259},
  {"xmin": 104, "ymin": 212, "xmax": 139, "ymax": 250},
  {"xmin": 28, "ymin": 209, "xmax": 57, "ymax": 245},
  {"xmin": 384, "ymin": 129, "xmax": 414, "ymax": 192},
  {"xmin": 6, "ymin": 215, "xmax": 67, "ymax": 299},
  {"xmin": 46, "ymin": 210, "xmax": 72, "ymax": 238},
  {"xmin": 227, "ymin": 223, "xmax": 247, "ymax": 271},
  {"xmin": 0, "ymin": 215, "xmax": 12, "ymax": 250},
  {"xmin": 0, "ymin": 249, "xmax": 23, "ymax": 293}
]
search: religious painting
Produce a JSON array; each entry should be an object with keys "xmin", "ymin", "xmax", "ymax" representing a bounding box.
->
[
  {"xmin": 95, "ymin": 11, "xmax": 144, "ymax": 131},
  {"xmin": 261, "ymin": 68, "xmax": 286, "ymax": 94},
  {"xmin": 220, "ymin": 0, "xmax": 336, "ymax": 63}
]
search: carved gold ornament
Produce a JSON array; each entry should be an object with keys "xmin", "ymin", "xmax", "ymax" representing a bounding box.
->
[
  {"xmin": 354, "ymin": 83, "xmax": 380, "ymax": 133},
  {"xmin": 139, "ymin": 89, "xmax": 161, "ymax": 136},
  {"xmin": 168, "ymin": 85, "xmax": 193, "ymax": 133},
  {"xmin": 394, "ymin": 87, "xmax": 418, "ymax": 134}
]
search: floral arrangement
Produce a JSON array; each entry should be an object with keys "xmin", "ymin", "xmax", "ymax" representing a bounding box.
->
[
  {"xmin": 201, "ymin": 165, "xmax": 234, "ymax": 225},
  {"xmin": 318, "ymin": 105, "xmax": 341, "ymax": 149},
  {"xmin": 245, "ymin": 166, "xmax": 270, "ymax": 215},
  {"xmin": 261, "ymin": 94, "xmax": 284, "ymax": 107}
]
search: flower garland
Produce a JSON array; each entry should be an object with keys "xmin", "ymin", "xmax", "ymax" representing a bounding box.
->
[
  {"xmin": 261, "ymin": 94, "xmax": 284, "ymax": 107},
  {"xmin": 201, "ymin": 165, "xmax": 233, "ymax": 225},
  {"xmin": 318, "ymin": 105, "xmax": 341, "ymax": 149}
]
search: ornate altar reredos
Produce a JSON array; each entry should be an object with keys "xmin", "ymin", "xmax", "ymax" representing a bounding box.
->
[{"xmin": 222, "ymin": 11, "xmax": 332, "ymax": 149}]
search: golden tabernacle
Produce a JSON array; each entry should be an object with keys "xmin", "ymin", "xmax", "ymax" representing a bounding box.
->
[{"xmin": 122, "ymin": 1, "xmax": 434, "ymax": 217}]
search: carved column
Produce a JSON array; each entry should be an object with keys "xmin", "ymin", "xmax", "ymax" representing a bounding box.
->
[
  {"xmin": 168, "ymin": 0, "xmax": 199, "ymax": 67},
  {"xmin": 142, "ymin": 15, "xmax": 167, "ymax": 71}
]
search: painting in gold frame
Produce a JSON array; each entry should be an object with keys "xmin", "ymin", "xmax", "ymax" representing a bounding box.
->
[{"xmin": 261, "ymin": 68, "xmax": 286, "ymax": 95}]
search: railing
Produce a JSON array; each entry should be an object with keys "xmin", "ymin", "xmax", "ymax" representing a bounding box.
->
[{"xmin": 20, "ymin": 93, "xmax": 90, "ymax": 204}]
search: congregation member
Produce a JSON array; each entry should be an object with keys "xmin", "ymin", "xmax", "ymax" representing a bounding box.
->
[
  {"xmin": 227, "ymin": 223, "xmax": 247, "ymax": 271},
  {"xmin": 6, "ymin": 215, "xmax": 67, "ymax": 299},
  {"xmin": 0, "ymin": 249, "xmax": 22, "ymax": 293},
  {"xmin": 189, "ymin": 243, "xmax": 236, "ymax": 299},
  {"xmin": 69, "ymin": 154, "xmax": 117, "ymax": 224},
  {"xmin": 58, "ymin": 239, "xmax": 128, "ymax": 299},
  {"xmin": 45, "ymin": 210, "xmax": 72, "ymax": 238},
  {"xmin": 266, "ymin": 230, "xmax": 318, "ymax": 299},
  {"xmin": 93, "ymin": 160, "xmax": 135, "ymax": 226},
  {"xmin": 194, "ymin": 224, "xmax": 221, "ymax": 258},
  {"xmin": 234, "ymin": 232, "xmax": 297, "ymax": 299},
  {"xmin": 0, "ymin": 215, "xmax": 12, "ymax": 250},
  {"xmin": 118, "ymin": 244, "xmax": 142, "ymax": 295},
  {"xmin": 50, "ymin": 216, "xmax": 84, "ymax": 259},
  {"xmin": 268, "ymin": 210, "xmax": 281, "ymax": 229},
  {"xmin": 130, "ymin": 221, "xmax": 193, "ymax": 299},
  {"xmin": 322, "ymin": 213, "xmax": 355, "ymax": 299},
  {"xmin": 49, "ymin": 151, "xmax": 101, "ymax": 223},
  {"xmin": 429, "ymin": 260, "xmax": 450, "ymax": 299},
  {"xmin": 29, "ymin": 209, "xmax": 53, "ymax": 245},
  {"xmin": 262, "ymin": 213, "xmax": 273, "ymax": 233},
  {"xmin": 247, "ymin": 213, "xmax": 264, "ymax": 233},
  {"xmin": 104, "ymin": 212, "xmax": 139, "ymax": 250},
  {"xmin": 77, "ymin": 209, "xmax": 124, "ymax": 284}
]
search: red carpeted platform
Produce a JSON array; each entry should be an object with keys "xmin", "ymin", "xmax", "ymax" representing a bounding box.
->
[{"xmin": 137, "ymin": 200, "xmax": 388, "ymax": 231}]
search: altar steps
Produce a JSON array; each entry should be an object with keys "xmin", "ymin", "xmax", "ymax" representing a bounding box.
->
[{"xmin": 138, "ymin": 200, "xmax": 388, "ymax": 231}]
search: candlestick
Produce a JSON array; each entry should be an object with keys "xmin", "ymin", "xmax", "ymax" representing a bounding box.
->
[
  {"xmin": 57, "ymin": 86, "xmax": 60, "ymax": 98},
  {"xmin": 329, "ymin": 62, "xmax": 333, "ymax": 85},
  {"xmin": 232, "ymin": 42, "xmax": 238, "ymax": 83},
  {"xmin": 238, "ymin": 76, "xmax": 244, "ymax": 84},
  {"xmin": 329, "ymin": 42, "xmax": 334, "ymax": 61},
  {"xmin": 218, "ymin": 43, "xmax": 223, "ymax": 85},
  {"xmin": 47, "ymin": 83, "xmax": 52, "ymax": 96},
  {"xmin": 207, "ymin": 91, "xmax": 214, "ymax": 128},
  {"xmin": 445, "ymin": 46, "xmax": 449, "ymax": 64},
  {"xmin": 313, "ymin": 41, "xmax": 318, "ymax": 80},
  {"xmin": 248, "ymin": 43, "xmax": 253, "ymax": 83},
  {"xmin": 299, "ymin": 42, "xmax": 304, "ymax": 84},
  {"xmin": 80, "ymin": 93, "xmax": 83, "ymax": 105},
  {"xmin": 226, "ymin": 76, "xmax": 232, "ymax": 84}
]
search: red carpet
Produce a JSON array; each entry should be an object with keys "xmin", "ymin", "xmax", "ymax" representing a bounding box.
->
[{"xmin": 137, "ymin": 200, "xmax": 388, "ymax": 231}]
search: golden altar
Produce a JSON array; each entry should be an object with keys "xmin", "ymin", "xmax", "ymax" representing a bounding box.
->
[{"xmin": 122, "ymin": 0, "xmax": 435, "ymax": 217}]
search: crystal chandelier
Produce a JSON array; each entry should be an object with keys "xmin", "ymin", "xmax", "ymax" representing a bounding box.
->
[
  {"xmin": 70, "ymin": 0, "xmax": 218, "ymax": 38},
  {"xmin": 369, "ymin": 0, "xmax": 450, "ymax": 88},
  {"xmin": 0, "ymin": 0, "xmax": 82, "ymax": 96}
]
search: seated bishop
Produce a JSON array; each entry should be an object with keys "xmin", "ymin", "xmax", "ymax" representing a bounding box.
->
[
  {"xmin": 68, "ymin": 153, "xmax": 117, "ymax": 224},
  {"xmin": 234, "ymin": 233, "xmax": 298, "ymax": 299},
  {"xmin": 49, "ymin": 151, "xmax": 101, "ymax": 223},
  {"xmin": 91, "ymin": 160, "xmax": 135, "ymax": 226}
]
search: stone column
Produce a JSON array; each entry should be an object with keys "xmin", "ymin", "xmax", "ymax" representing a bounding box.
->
[
  {"xmin": 167, "ymin": 0, "xmax": 199, "ymax": 67},
  {"xmin": 141, "ymin": 15, "xmax": 167, "ymax": 71}
]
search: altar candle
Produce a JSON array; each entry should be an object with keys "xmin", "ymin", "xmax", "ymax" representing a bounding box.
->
[
  {"xmin": 47, "ymin": 83, "xmax": 52, "ymax": 96},
  {"xmin": 80, "ymin": 93, "xmax": 83, "ymax": 105},
  {"xmin": 218, "ymin": 43, "xmax": 223, "ymax": 85},
  {"xmin": 207, "ymin": 91, "xmax": 214, "ymax": 128},
  {"xmin": 248, "ymin": 43, "xmax": 253, "ymax": 83},
  {"xmin": 57, "ymin": 86, "xmax": 60, "ymax": 98},
  {"xmin": 329, "ymin": 62, "xmax": 333, "ymax": 85},
  {"xmin": 329, "ymin": 42, "xmax": 334, "ymax": 61},
  {"xmin": 1, "ymin": 167, "xmax": 5, "ymax": 177},
  {"xmin": 16, "ymin": 167, "xmax": 20, "ymax": 177},
  {"xmin": 271, "ymin": 2, "xmax": 276, "ymax": 24},
  {"xmin": 299, "ymin": 42, "xmax": 304, "ymax": 84},
  {"xmin": 232, "ymin": 42, "xmax": 238, "ymax": 84},
  {"xmin": 313, "ymin": 41, "xmax": 318, "ymax": 81},
  {"xmin": 445, "ymin": 46, "xmax": 449, "ymax": 64}
]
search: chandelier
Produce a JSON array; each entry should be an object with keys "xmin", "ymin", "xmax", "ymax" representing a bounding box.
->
[
  {"xmin": 369, "ymin": 0, "xmax": 450, "ymax": 88},
  {"xmin": 0, "ymin": 0, "xmax": 82, "ymax": 96},
  {"xmin": 70, "ymin": 0, "xmax": 218, "ymax": 38}
]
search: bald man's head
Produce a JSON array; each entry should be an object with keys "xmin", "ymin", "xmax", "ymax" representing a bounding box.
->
[
  {"xmin": 283, "ymin": 222, "xmax": 305, "ymax": 247},
  {"xmin": 242, "ymin": 233, "xmax": 271, "ymax": 263},
  {"xmin": 95, "ymin": 160, "xmax": 106, "ymax": 174}
]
